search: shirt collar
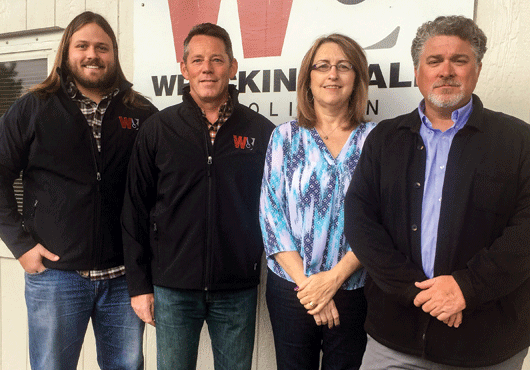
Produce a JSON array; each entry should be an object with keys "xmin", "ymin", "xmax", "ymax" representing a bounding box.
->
[
  {"xmin": 201, "ymin": 94, "xmax": 233, "ymax": 125},
  {"xmin": 67, "ymin": 80, "xmax": 120, "ymax": 102},
  {"xmin": 418, "ymin": 97, "xmax": 474, "ymax": 132}
]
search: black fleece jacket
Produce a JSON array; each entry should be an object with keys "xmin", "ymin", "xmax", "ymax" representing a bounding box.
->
[
  {"xmin": 0, "ymin": 75, "xmax": 157, "ymax": 269},
  {"xmin": 122, "ymin": 85, "xmax": 275, "ymax": 296}
]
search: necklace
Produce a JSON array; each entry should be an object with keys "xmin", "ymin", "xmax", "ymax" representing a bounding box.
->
[{"xmin": 319, "ymin": 124, "xmax": 341, "ymax": 140}]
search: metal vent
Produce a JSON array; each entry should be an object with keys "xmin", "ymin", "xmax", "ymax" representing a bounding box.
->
[{"xmin": 13, "ymin": 174, "xmax": 23, "ymax": 214}]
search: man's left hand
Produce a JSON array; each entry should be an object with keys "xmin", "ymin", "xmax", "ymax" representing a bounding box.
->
[
  {"xmin": 131, "ymin": 293, "xmax": 156, "ymax": 326},
  {"xmin": 413, "ymin": 275, "xmax": 466, "ymax": 323}
]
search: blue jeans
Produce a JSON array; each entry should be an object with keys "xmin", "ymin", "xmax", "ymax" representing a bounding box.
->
[
  {"xmin": 25, "ymin": 269, "xmax": 144, "ymax": 370},
  {"xmin": 266, "ymin": 270, "xmax": 367, "ymax": 370},
  {"xmin": 154, "ymin": 285, "xmax": 258, "ymax": 370}
]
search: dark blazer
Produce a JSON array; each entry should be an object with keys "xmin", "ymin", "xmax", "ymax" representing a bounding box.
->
[{"xmin": 344, "ymin": 95, "xmax": 530, "ymax": 367}]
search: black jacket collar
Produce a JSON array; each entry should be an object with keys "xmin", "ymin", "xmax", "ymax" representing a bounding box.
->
[{"xmin": 397, "ymin": 94, "xmax": 485, "ymax": 133}]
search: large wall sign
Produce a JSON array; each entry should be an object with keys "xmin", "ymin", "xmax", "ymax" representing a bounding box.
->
[{"xmin": 134, "ymin": 0, "xmax": 474, "ymax": 125}]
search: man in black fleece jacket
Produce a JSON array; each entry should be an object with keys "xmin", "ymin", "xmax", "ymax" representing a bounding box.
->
[
  {"xmin": 122, "ymin": 23, "xmax": 274, "ymax": 370},
  {"xmin": 0, "ymin": 11, "xmax": 157, "ymax": 370}
]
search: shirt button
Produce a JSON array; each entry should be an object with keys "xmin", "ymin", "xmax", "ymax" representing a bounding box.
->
[
  {"xmin": 440, "ymin": 165, "xmax": 445, "ymax": 170},
  {"xmin": 417, "ymin": 145, "xmax": 424, "ymax": 150},
  {"xmin": 411, "ymin": 224, "xmax": 418, "ymax": 232},
  {"xmin": 414, "ymin": 182, "xmax": 421, "ymax": 188}
]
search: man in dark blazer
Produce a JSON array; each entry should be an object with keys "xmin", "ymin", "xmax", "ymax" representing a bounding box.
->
[{"xmin": 345, "ymin": 15, "xmax": 530, "ymax": 369}]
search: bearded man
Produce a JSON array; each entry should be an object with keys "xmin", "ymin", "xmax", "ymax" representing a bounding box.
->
[
  {"xmin": 345, "ymin": 15, "xmax": 530, "ymax": 369},
  {"xmin": 0, "ymin": 11, "xmax": 157, "ymax": 370}
]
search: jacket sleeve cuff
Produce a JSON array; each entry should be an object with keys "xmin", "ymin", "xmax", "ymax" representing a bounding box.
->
[
  {"xmin": 399, "ymin": 284, "xmax": 423, "ymax": 307},
  {"xmin": 125, "ymin": 273, "xmax": 154, "ymax": 297},
  {"xmin": 452, "ymin": 269, "xmax": 478, "ymax": 311},
  {"xmin": 9, "ymin": 235, "xmax": 39, "ymax": 260}
]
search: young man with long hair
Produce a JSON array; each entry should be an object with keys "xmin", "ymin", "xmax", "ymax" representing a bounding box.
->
[{"xmin": 0, "ymin": 11, "xmax": 157, "ymax": 370}]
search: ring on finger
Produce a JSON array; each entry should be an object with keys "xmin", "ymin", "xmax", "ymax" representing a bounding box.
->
[{"xmin": 309, "ymin": 301, "xmax": 315, "ymax": 308}]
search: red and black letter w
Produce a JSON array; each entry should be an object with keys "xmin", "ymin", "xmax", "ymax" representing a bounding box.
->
[
  {"xmin": 233, "ymin": 135, "xmax": 248, "ymax": 149},
  {"xmin": 119, "ymin": 116, "xmax": 133, "ymax": 129}
]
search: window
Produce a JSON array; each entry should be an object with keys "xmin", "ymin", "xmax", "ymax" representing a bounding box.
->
[{"xmin": 0, "ymin": 58, "xmax": 47, "ymax": 116}]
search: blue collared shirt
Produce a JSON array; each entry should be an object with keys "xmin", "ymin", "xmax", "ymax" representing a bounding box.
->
[{"xmin": 418, "ymin": 98, "xmax": 473, "ymax": 278}]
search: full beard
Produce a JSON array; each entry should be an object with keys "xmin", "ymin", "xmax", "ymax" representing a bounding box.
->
[{"xmin": 67, "ymin": 60, "xmax": 118, "ymax": 91}]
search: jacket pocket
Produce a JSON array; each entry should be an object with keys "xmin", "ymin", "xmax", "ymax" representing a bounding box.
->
[
  {"xmin": 151, "ymin": 221, "xmax": 159, "ymax": 265},
  {"xmin": 472, "ymin": 172, "xmax": 511, "ymax": 215},
  {"xmin": 23, "ymin": 199, "xmax": 38, "ymax": 234}
]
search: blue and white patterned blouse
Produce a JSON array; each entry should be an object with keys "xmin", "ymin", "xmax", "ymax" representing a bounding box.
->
[{"xmin": 260, "ymin": 120, "xmax": 376, "ymax": 290}]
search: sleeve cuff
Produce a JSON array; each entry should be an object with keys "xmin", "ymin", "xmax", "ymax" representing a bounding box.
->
[{"xmin": 452, "ymin": 269, "xmax": 478, "ymax": 311}]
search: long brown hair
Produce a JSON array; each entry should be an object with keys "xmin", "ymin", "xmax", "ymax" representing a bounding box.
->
[
  {"xmin": 30, "ymin": 11, "xmax": 149, "ymax": 108},
  {"xmin": 297, "ymin": 34, "xmax": 369, "ymax": 129}
]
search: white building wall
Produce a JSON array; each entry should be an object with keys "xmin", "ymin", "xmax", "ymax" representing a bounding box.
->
[
  {"xmin": 0, "ymin": 0, "xmax": 528, "ymax": 369},
  {"xmin": 475, "ymin": 0, "xmax": 530, "ymax": 122}
]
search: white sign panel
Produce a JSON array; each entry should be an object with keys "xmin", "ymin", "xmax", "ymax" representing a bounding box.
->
[{"xmin": 133, "ymin": 0, "xmax": 474, "ymax": 125}]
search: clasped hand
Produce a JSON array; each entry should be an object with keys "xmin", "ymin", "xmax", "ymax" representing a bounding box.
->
[
  {"xmin": 296, "ymin": 271, "xmax": 342, "ymax": 328},
  {"xmin": 413, "ymin": 275, "xmax": 466, "ymax": 328}
]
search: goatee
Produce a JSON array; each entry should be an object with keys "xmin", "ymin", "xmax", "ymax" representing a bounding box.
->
[{"xmin": 428, "ymin": 78, "xmax": 464, "ymax": 109}]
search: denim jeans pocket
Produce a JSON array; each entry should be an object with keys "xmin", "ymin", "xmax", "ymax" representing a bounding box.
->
[{"xmin": 25, "ymin": 268, "xmax": 49, "ymax": 276}]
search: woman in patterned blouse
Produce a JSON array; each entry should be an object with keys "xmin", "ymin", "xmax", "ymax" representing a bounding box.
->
[{"xmin": 259, "ymin": 34, "xmax": 376, "ymax": 370}]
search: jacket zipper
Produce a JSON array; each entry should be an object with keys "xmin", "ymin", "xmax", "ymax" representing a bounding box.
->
[
  {"xmin": 204, "ymin": 130, "xmax": 214, "ymax": 291},
  {"xmin": 31, "ymin": 199, "xmax": 38, "ymax": 218},
  {"xmin": 94, "ymin": 168, "xmax": 102, "ymax": 268},
  {"xmin": 201, "ymin": 106, "xmax": 229, "ymax": 290},
  {"xmin": 86, "ymin": 114, "xmax": 102, "ymax": 269}
]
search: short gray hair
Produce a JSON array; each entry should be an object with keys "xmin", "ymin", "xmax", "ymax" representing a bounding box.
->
[{"xmin": 411, "ymin": 15, "xmax": 487, "ymax": 68}]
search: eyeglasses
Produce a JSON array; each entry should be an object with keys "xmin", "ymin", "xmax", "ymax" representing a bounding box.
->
[{"xmin": 312, "ymin": 62, "xmax": 353, "ymax": 73}]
